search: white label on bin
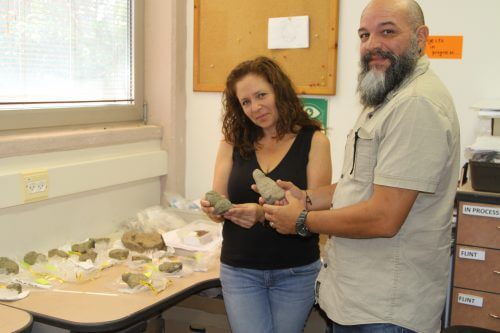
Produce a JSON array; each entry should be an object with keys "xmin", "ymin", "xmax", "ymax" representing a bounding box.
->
[
  {"xmin": 457, "ymin": 293, "xmax": 483, "ymax": 307},
  {"xmin": 462, "ymin": 204, "xmax": 500, "ymax": 218},
  {"xmin": 458, "ymin": 247, "xmax": 485, "ymax": 261}
]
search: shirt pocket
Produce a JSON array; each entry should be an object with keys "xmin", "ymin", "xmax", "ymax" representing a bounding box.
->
[{"xmin": 349, "ymin": 127, "xmax": 375, "ymax": 183}]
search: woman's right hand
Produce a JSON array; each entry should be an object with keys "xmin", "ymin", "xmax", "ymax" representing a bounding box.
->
[{"xmin": 200, "ymin": 199, "xmax": 224, "ymax": 223}]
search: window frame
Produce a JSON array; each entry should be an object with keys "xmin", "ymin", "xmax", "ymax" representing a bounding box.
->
[{"xmin": 0, "ymin": 0, "xmax": 144, "ymax": 131}]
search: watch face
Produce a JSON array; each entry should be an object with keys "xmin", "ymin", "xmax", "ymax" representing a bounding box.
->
[
  {"xmin": 297, "ymin": 223, "xmax": 310, "ymax": 237},
  {"xmin": 296, "ymin": 210, "xmax": 311, "ymax": 237}
]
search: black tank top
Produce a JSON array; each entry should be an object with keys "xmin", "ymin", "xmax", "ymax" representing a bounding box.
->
[{"xmin": 221, "ymin": 127, "xmax": 319, "ymax": 269}]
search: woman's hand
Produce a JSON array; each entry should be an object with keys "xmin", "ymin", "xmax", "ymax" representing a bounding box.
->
[
  {"xmin": 223, "ymin": 203, "xmax": 264, "ymax": 229},
  {"xmin": 200, "ymin": 199, "xmax": 224, "ymax": 223}
]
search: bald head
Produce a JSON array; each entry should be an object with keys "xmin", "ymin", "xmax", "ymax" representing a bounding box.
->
[{"xmin": 363, "ymin": 0, "xmax": 425, "ymax": 30}]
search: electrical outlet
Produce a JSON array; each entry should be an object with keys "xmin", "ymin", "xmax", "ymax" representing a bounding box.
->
[{"xmin": 21, "ymin": 170, "xmax": 49, "ymax": 203}]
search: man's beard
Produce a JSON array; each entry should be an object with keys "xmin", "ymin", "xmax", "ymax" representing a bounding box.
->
[{"xmin": 357, "ymin": 38, "xmax": 420, "ymax": 108}]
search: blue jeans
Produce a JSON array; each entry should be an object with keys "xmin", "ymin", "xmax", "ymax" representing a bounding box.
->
[
  {"xmin": 333, "ymin": 322, "xmax": 417, "ymax": 333},
  {"xmin": 220, "ymin": 260, "xmax": 321, "ymax": 333}
]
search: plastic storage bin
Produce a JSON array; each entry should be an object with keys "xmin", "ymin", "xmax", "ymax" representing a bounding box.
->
[{"xmin": 469, "ymin": 161, "xmax": 500, "ymax": 193}]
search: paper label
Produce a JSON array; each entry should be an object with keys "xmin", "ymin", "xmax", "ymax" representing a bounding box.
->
[
  {"xmin": 457, "ymin": 293, "xmax": 483, "ymax": 307},
  {"xmin": 458, "ymin": 247, "xmax": 486, "ymax": 261},
  {"xmin": 463, "ymin": 204, "xmax": 500, "ymax": 218},
  {"xmin": 425, "ymin": 36, "xmax": 463, "ymax": 59}
]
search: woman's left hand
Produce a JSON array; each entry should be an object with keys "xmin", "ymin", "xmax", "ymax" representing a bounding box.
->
[{"xmin": 223, "ymin": 203, "xmax": 264, "ymax": 229}]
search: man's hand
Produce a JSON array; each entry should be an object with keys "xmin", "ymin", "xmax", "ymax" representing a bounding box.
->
[
  {"xmin": 254, "ymin": 180, "xmax": 306, "ymax": 206},
  {"xmin": 223, "ymin": 203, "xmax": 264, "ymax": 229},
  {"xmin": 263, "ymin": 191, "xmax": 304, "ymax": 234}
]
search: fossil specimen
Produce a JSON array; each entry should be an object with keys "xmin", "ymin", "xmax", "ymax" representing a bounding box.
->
[
  {"xmin": 48, "ymin": 249, "xmax": 69, "ymax": 259},
  {"xmin": 122, "ymin": 272, "xmax": 149, "ymax": 288},
  {"xmin": 131, "ymin": 255, "xmax": 152, "ymax": 262},
  {"xmin": 71, "ymin": 239, "xmax": 95, "ymax": 253},
  {"xmin": 79, "ymin": 250, "xmax": 97, "ymax": 262},
  {"xmin": 205, "ymin": 190, "xmax": 232, "ymax": 214},
  {"xmin": 121, "ymin": 231, "xmax": 165, "ymax": 253},
  {"xmin": 7, "ymin": 283, "xmax": 22, "ymax": 294},
  {"xmin": 158, "ymin": 262, "xmax": 183, "ymax": 273},
  {"xmin": 252, "ymin": 169, "xmax": 285, "ymax": 204},
  {"xmin": 108, "ymin": 249, "xmax": 129, "ymax": 260},
  {"xmin": 24, "ymin": 251, "xmax": 47, "ymax": 265},
  {"xmin": 0, "ymin": 257, "xmax": 19, "ymax": 274}
]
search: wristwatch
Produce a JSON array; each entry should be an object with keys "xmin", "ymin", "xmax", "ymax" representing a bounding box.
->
[{"xmin": 296, "ymin": 209, "xmax": 312, "ymax": 237}]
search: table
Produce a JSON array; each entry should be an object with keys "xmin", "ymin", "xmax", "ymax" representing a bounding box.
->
[
  {"xmin": 0, "ymin": 262, "xmax": 220, "ymax": 332},
  {"xmin": 0, "ymin": 304, "xmax": 33, "ymax": 333}
]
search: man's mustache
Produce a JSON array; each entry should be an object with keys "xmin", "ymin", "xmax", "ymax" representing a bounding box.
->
[{"xmin": 362, "ymin": 49, "xmax": 397, "ymax": 66}]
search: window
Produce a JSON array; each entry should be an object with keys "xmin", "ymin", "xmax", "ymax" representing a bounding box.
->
[{"xmin": 0, "ymin": 0, "xmax": 143, "ymax": 131}]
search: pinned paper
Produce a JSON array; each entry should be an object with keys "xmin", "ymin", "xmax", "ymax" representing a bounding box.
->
[
  {"xmin": 268, "ymin": 16, "xmax": 309, "ymax": 49},
  {"xmin": 425, "ymin": 36, "xmax": 463, "ymax": 59}
]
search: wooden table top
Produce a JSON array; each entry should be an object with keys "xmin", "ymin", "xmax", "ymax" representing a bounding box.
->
[
  {"xmin": 0, "ymin": 304, "xmax": 33, "ymax": 333},
  {"xmin": 0, "ymin": 262, "xmax": 220, "ymax": 332}
]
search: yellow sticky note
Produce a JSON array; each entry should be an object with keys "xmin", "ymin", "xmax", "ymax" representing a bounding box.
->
[{"xmin": 425, "ymin": 36, "xmax": 463, "ymax": 59}]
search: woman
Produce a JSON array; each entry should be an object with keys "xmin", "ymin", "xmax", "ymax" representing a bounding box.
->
[{"xmin": 201, "ymin": 56, "xmax": 332, "ymax": 333}]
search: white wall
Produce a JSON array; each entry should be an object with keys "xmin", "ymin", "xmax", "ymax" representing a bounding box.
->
[
  {"xmin": 0, "ymin": 139, "xmax": 167, "ymax": 258},
  {"xmin": 184, "ymin": 0, "xmax": 500, "ymax": 200}
]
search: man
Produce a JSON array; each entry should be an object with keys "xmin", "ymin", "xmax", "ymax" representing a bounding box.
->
[{"xmin": 263, "ymin": 0, "xmax": 460, "ymax": 332}]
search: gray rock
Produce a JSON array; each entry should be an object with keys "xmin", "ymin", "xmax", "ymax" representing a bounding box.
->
[
  {"xmin": 71, "ymin": 239, "xmax": 95, "ymax": 253},
  {"xmin": 24, "ymin": 251, "xmax": 47, "ymax": 265},
  {"xmin": 121, "ymin": 231, "xmax": 165, "ymax": 253},
  {"xmin": 205, "ymin": 190, "xmax": 232, "ymax": 214},
  {"xmin": 79, "ymin": 250, "xmax": 97, "ymax": 262},
  {"xmin": 108, "ymin": 249, "xmax": 129, "ymax": 260},
  {"xmin": 158, "ymin": 262, "xmax": 183, "ymax": 273},
  {"xmin": 7, "ymin": 283, "xmax": 22, "ymax": 294},
  {"xmin": 0, "ymin": 257, "xmax": 19, "ymax": 274},
  {"xmin": 122, "ymin": 272, "xmax": 149, "ymax": 288},
  {"xmin": 48, "ymin": 249, "xmax": 69, "ymax": 259},
  {"xmin": 131, "ymin": 255, "xmax": 152, "ymax": 262},
  {"xmin": 253, "ymin": 169, "xmax": 285, "ymax": 204}
]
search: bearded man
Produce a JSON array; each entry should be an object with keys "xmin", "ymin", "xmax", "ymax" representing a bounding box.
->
[{"xmin": 262, "ymin": 0, "xmax": 460, "ymax": 332}]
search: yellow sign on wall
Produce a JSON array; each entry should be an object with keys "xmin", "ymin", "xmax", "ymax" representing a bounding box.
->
[{"xmin": 425, "ymin": 36, "xmax": 463, "ymax": 59}]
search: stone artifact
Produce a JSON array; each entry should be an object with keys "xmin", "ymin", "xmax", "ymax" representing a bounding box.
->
[
  {"xmin": 48, "ymin": 249, "xmax": 69, "ymax": 259},
  {"xmin": 252, "ymin": 169, "xmax": 285, "ymax": 204},
  {"xmin": 121, "ymin": 231, "xmax": 165, "ymax": 253},
  {"xmin": 0, "ymin": 257, "xmax": 19, "ymax": 274},
  {"xmin": 131, "ymin": 255, "xmax": 152, "ymax": 262},
  {"xmin": 205, "ymin": 190, "xmax": 232, "ymax": 214},
  {"xmin": 71, "ymin": 239, "xmax": 95, "ymax": 253},
  {"xmin": 7, "ymin": 283, "xmax": 22, "ymax": 294},
  {"xmin": 93, "ymin": 237, "xmax": 110, "ymax": 245},
  {"xmin": 158, "ymin": 262, "xmax": 183, "ymax": 273},
  {"xmin": 79, "ymin": 250, "xmax": 97, "ymax": 262},
  {"xmin": 122, "ymin": 272, "xmax": 149, "ymax": 288},
  {"xmin": 23, "ymin": 251, "xmax": 47, "ymax": 265},
  {"xmin": 108, "ymin": 249, "xmax": 129, "ymax": 260}
]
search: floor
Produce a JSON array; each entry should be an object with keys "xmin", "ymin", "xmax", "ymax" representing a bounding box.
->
[{"xmin": 161, "ymin": 292, "xmax": 330, "ymax": 333}]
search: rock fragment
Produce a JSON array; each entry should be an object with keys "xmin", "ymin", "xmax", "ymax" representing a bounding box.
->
[{"xmin": 252, "ymin": 169, "xmax": 285, "ymax": 204}]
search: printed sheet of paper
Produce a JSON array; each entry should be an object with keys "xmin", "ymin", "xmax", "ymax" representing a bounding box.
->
[
  {"xmin": 268, "ymin": 16, "xmax": 309, "ymax": 49},
  {"xmin": 425, "ymin": 35, "xmax": 463, "ymax": 59}
]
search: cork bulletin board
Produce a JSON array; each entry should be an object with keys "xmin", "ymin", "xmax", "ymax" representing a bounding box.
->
[{"xmin": 193, "ymin": 0, "xmax": 340, "ymax": 95}]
